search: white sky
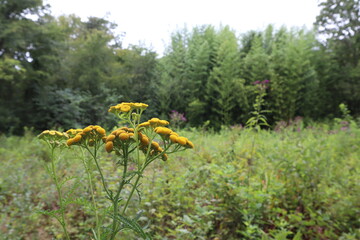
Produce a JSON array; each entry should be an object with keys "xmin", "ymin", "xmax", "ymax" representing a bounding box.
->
[{"xmin": 44, "ymin": 0, "xmax": 321, "ymax": 55}]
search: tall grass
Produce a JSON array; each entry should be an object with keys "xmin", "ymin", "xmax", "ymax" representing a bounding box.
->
[{"xmin": 0, "ymin": 124, "xmax": 359, "ymax": 239}]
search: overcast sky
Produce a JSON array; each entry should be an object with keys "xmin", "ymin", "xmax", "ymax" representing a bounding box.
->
[{"xmin": 44, "ymin": 0, "xmax": 321, "ymax": 55}]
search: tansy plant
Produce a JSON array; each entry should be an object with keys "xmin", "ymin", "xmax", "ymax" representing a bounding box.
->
[{"xmin": 38, "ymin": 102, "xmax": 194, "ymax": 240}]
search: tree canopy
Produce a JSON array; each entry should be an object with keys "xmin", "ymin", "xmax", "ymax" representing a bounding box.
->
[{"xmin": 0, "ymin": 0, "xmax": 359, "ymax": 134}]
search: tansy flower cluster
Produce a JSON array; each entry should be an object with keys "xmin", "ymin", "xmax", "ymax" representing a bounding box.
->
[
  {"xmin": 104, "ymin": 127, "xmax": 136, "ymax": 153},
  {"xmin": 138, "ymin": 131, "xmax": 167, "ymax": 161},
  {"xmin": 38, "ymin": 130, "xmax": 69, "ymax": 147},
  {"xmin": 154, "ymin": 127, "xmax": 194, "ymax": 149},
  {"xmin": 138, "ymin": 118, "xmax": 169, "ymax": 128},
  {"xmin": 108, "ymin": 102, "xmax": 148, "ymax": 114},
  {"xmin": 66, "ymin": 125, "xmax": 106, "ymax": 147}
]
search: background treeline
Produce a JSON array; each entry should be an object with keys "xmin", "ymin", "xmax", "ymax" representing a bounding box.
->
[{"xmin": 1, "ymin": 0, "xmax": 359, "ymax": 134}]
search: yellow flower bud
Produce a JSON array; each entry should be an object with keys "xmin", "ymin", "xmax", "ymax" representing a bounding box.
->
[
  {"xmin": 83, "ymin": 127, "xmax": 92, "ymax": 133},
  {"xmin": 169, "ymin": 134, "xmax": 177, "ymax": 143},
  {"xmin": 159, "ymin": 120, "xmax": 169, "ymax": 126},
  {"xmin": 151, "ymin": 141, "xmax": 160, "ymax": 149},
  {"xmin": 72, "ymin": 134, "xmax": 82, "ymax": 143},
  {"xmin": 141, "ymin": 136, "xmax": 150, "ymax": 146},
  {"xmin": 162, "ymin": 153, "xmax": 168, "ymax": 161},
  {"xmin": 96, "ymin": 127, "xmax": 106, "ymax": 135},
  {"xmin": 176, "ymin": 137, "xmax": 187, "ymax": 146},
  {"xmin": 149, "ymin": 118, "xmax": 160, "ymax": 124},
  {"xmin": 55, "ymin": 131, "xmax": 63, "ymax": 136},
  {"xmin": 66, "ymin": 138, "xmax": 74, "ymax": 146},
  {"xmin": 105, "ymin": 141, "xmax": 113, "ymax": 153},
  {"xmin": 119, "ymin": 132, "xmax": 129, "ymax": 141},
  {"xmin": 187, "ymin": 140, "xmax": 195, "ymax": 149},
  {"xmin": 139, "ymin": 122, "xmax": 150, "ymax": 127},
  {"xmin": 120, "ymin": 105, "xmax": 131, "ymax": 112},
  {"xmin": 106, "ymin": 134, "xmax": 116, "ymax": 142}
]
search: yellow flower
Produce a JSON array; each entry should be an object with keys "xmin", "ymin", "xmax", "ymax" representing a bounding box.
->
[
  {"xmin": 120, "ymin": 105, "xmax": 131, "ymax": 112},
  {"xmin": 72, "ymin": 134, "xmax": 82, "ymax": 143},
  {"xmin": 66, "ymin": 138, "xmax": 74, "ymax": 146},
  {"xmin": 169, "ymin": 134, "xmax": 178, "ymax": 143},
  {"xmin": 139, "ymin": 122, "xmax": 150, "ymax": 127},
  {"xmin": 151, "ymin": 141, "xmax": 160, "ymax": 149},
  {"xmin": 176, "ymin": 137, "xmax": 188, "ymax": 146},
  {"xmin": 159, "ymin": 120, "xmax": 169, "ymax": 126},
  {"xmin": 108, "ymin": 102, "xmax": 149, "ymax": 115},
  {"xmin": 105, "ymin": 141, "xmax": 114, "ymax": 153},
  {"xmin": 149, "ymin": 118, "xmax": 160, "ymax": 124},
  {"xmin": 119, "ymin": 132, "xmax": 130, "ymax": 141},
  {"xmin": 83, "ymin": 127, "xmax": 92, "ymax": 133},
  {"xmin": 106, "ymin": 134, "xmax": 116, "ymax": 142},
  {"xmin": 96, "ymin": 127, "xmax": 106, "ymax": 135},
  {"xmin": 187, "ymin": 140, "xmax": 195, "ymax": 149},
  {"xmin": 140, "ymin": 135, "xmax": 150, "ymax": 146}
]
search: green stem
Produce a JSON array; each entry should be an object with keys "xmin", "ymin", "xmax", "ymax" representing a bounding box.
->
[
  {"xmin": 81, "ymin": 148, "xmax": 100, "ymax": 239},
  {"xmin": 87, "ymin": 146, "xmax": 112, "ymax": 199},
  {"xmin": 121, "ymin": 146, "xmax": 170, "ymax": 215},
  {"xmin": 121, "ymin": 172, "xmax": 141, "ymax": 215},
  {"xmin": 50, "ymin": 148, "xmax": 70, "ymax": 240},
  {"xmin": 110, "ymin": 145, "xmax": 129, "ymax": 240}
]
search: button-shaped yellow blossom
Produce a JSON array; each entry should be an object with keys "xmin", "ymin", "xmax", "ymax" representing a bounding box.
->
[
  {"xmin": 155, "ymin": 127, "xmax": 172, "ymax": 135},
  {"xmin": 187, "ymin": 140, "xmax": 195, "ymax": 149},
  {"xmin": 121, "ymin": 105, "xmax": 131, "ymax": 112},
  {"xmin": 159, "ymin": 120, "xmax": 169, "ymax": 126},
  {"xmin": 139, "ymin": 122, "xmax": 150, "ymax": 127},
  {"xmin": 140, "ymin": 135, "xmax": 150, "ymax": 146},
  {"xmin": 151, "ymin": 141, "xmax": 160, "ymax": 149},
  {"xmin": 106, "ymin": 134, "xmax": 116, "ymax": 142},
  {"xmin": 66, "ymin": 138, "xmax": 74, "ymax": 146},
  {"xmin": 38, "ymin": 130, "xmax": 69, "ymax": 148},
  {"xmin": 149, "ymin": 118, "xmax": 160, "ymax": 124},
  {"xmin": 83, "ymin": 127, "xmax": 92, "ymax": 133},
  {"xmin": 72, "ymin": 134, "xmax": 82, "ymax": 143},
  {"xmin": 105, "ymin": 141, "xmax": 114, "ymax": 153},
  {"xmin": 169, "ymin": 134, "xmax": 177, "ymax": 143},
  {"xmin": 119, "ymin": 132, "xmax": 130, "ymax": 141},
  {"xmin": 96, "ymin": 127, "xmax": 106, "ymax": 135},
  {"xmin": 66, "ymin": 125, "xmax": 107, "ymax": 147},
  {"xmin": 108, "ymin": 102, "xmax": 148, "ymax": 115},
  {"xmin": 176, "ymin": 137, "xmax": 188, "ymax": 146}
]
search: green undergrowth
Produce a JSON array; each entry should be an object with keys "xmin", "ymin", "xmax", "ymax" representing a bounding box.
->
[{"xmin": 1, "ymin": 125, "xmax": 359, "ymax": 239}]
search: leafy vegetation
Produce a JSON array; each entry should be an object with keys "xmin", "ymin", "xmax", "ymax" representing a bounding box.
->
[
  {"xmin": 1, "ymin": 122, "xmax": 359, "ymax": 239},
  {"xmin": 1, "ymin": 0, "xmax": 360, "ymax": 238},
  {"xmin": 1, "ymin": 0, "xmax": 360, "ymax": 133}
]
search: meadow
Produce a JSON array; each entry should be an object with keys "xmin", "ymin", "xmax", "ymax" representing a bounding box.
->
[{"xmin": 0, "ymin": 120, "xmax": 359, "ymax": 239}]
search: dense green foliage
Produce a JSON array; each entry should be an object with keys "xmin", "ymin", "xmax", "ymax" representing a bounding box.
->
[
  {"xmin": 0, "ymin": 0, "xmax": 359, "ymax": 133},
  {"xmin": 1, "ymin": 123, "xmax": 359, "ymax": 239},
  {"xmin": 1, "ymin": 1, "xmax": 360, "ymax": 238}
]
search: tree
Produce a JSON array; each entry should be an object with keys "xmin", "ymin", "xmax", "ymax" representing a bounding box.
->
[
  {"xmin": 315, "ymin": 0, "xmax": 360, "ymax": 115},
  {"xmin": 269, "ymin": 28, "xmax": 318, "ymax": 121},
  {"xmin": 0, "ymin": 0, "xmax": 48, "ymax": 133},
  {"xmin": 205, "ymin": 26, "xmax": 242, "ymax": 127}
]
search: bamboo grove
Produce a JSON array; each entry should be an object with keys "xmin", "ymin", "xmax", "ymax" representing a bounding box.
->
[{"xmin": 1, "ymin": 0, "xmax": 359, "ymax": 134}]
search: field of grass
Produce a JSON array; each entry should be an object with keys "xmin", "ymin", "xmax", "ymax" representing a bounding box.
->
[{"xmin": 0, "ymin": 123, "xmax": 359, "ymax": 239}]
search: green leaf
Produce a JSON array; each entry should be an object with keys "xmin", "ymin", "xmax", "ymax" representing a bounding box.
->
[{"xmin": 113, "ymin": 213, "xmax": 152, "ymax": 239}]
